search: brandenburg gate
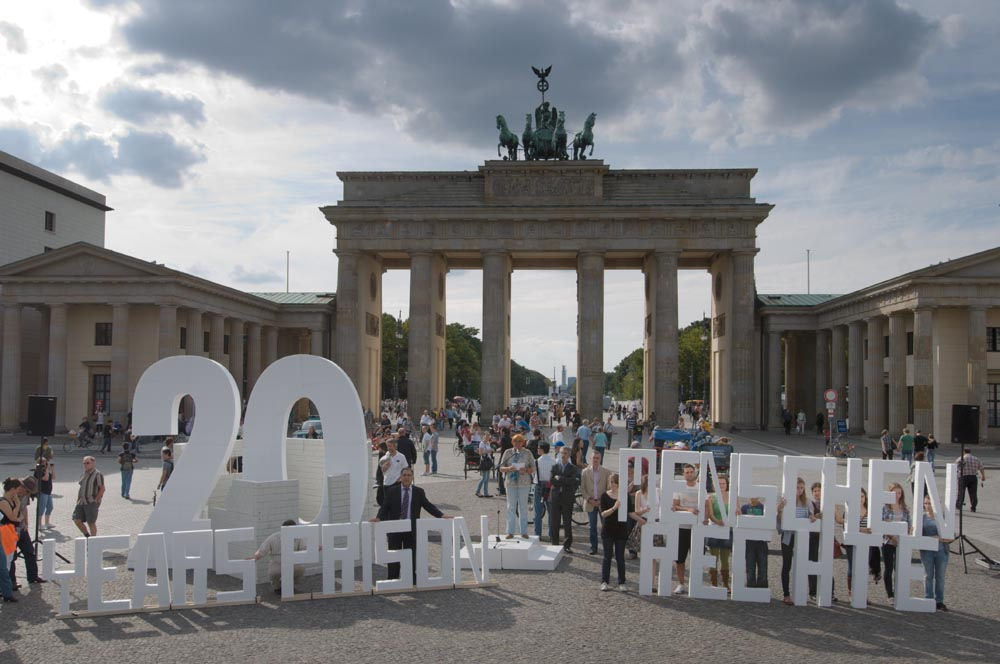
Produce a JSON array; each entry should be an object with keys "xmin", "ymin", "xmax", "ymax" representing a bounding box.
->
[{"xmin": 322, "ymin": 159, "xmax": 772, "ymax": 428}]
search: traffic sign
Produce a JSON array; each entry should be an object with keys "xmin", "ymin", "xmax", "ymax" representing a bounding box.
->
[
  {"xmin": 823, "ymin": 389, "xmax": 838, "ymax": 402},
  {"xmin": 825, "ymin": 401, "xmax": 836, "ymax": 410},
  {"xmin": 837, "ymin": 419, "xmax": 848, "ymax": 433}
]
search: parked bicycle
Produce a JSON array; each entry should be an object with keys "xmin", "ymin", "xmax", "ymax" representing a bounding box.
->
[{"xmin": 827, "ymin": 434, "xmax": 856, "ymax": 458}]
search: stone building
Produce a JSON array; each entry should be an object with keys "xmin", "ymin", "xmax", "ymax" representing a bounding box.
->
[
  {"xmin": 758, "ymin": 248, "xmax": 1000, "ymax": 443},
  {"xmin": 0, "ymin": 242, "xmax": 334, "ymax": 432},
  {"xmin": 0, "ymin": 149, "xmax": 109, "ymax": 265}
]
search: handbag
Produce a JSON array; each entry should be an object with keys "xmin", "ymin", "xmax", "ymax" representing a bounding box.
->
[{"xmin": 1, "ymin": 522, "xmax": 17, "ymax": 556}]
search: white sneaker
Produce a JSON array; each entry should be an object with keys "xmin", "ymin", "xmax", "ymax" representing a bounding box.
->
[
  {"xmin": 618, "ymin": 584, "xmax": 627, "ymax": 592},
  {"xmin": 674, "ymin": 584, "xmax": 687, "ymax": 595},
  {"xmin": 600, "ymin": 582, "xmax": 609, "ymax": 591}
]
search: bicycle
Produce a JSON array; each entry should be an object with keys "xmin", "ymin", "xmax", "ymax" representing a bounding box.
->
[{"xmin": 828, "ymin": 435, "xmax": 856, "ymax": 458}]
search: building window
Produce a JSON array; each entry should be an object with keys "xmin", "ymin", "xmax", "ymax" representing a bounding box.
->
[
  {"xmin": 863, "ymin": 387, "xmax": 869, "ymax": 420},
  {"xmin": 44, "ymin": 211, "xmax": 55, "ymax": 232},
  {"xmin": 43, "ymin": 246, "xmax": 53, "ymax": 253},
  {"xmin": 92, "ymin": 374, "xmax": 110, "ymax": 417},
  {"xmin": 95, "ymin": 322, "xmax": 112, "ymax": 346},
  {"xmin": 203, "ymin": 331, "xmax": 210, "ymax": 353},
  {"xmin": 884, "ymin": 335, "xmax": 890, "ymax": 358},
  {"xmin": 863, "ymin": 339, "xmax": 869, "ymax": 361},
  {"xmin": 988, "ymin": 327, "xmax": 1000, "ymax": 352},
  {"xmin": 906, "ymin": 331, "xmax": 914, "ymax": 356},
  {"xmin": 179, "ymin": 327, "xmax": 187, "ymax": 350},
  {"xmin": 907, "ymin": 386, "xmax": 914, "ymax": 425},
  {"xmin": 223, "ymin": 334, "xmax": 230, "ymax": 355},
  {"xmin": 989, "ymin": 384, "xmax": 999, "ymax": 428}
]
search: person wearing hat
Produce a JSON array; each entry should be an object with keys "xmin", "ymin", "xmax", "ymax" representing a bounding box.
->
[
  {"xmin": 499, "ymin": 433, "xmax": 536, "ymax": 539},
  {"xmin": 8, "ymin": 476, "xmax": 46, "ymax": 588}
]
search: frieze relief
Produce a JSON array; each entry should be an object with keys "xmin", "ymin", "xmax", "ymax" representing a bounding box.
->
[
  {"xmin": 337, "ymin": 219, "xmax": 753, "ymax": 242},
  {"xmin": 490, "ymin": 175, "xmax": 595, "ymax": 199}
]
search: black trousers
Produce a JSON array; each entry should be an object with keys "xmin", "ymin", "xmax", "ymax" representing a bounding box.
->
[
  {"xmin": 957, "ymin": 475, "xmax": 979, "ymax": 510},
  {"xmin": 882, "ymin": 543, "xmax": 897, "ymax": 597},
  {"xmin": 9, "ymin": 528, "xmax": 39, "ymax": 583},
  {"xmin": 550, "ymin": 498, "xmax": 574, "ymax": 547},
  {"xmin": 602, "ymin": 536, "xmax": 626, "ymax": 584},
  {"xmin": 386, "ymin": 530, "xmax": 416, "ymax": 583}
]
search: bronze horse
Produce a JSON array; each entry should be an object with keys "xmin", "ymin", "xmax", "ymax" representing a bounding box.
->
[
  {"xmin": 497, "ymin": 115, "xmax": 519, "ymax": 160},
  {"xmin": 572, "ymin": 112, "xmax": 596, "ymax": 160}
]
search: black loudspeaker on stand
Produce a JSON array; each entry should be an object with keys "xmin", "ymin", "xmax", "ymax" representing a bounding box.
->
[
  {"xmin": 27, "ymin": 395, "xmax": 57, "ymax": 437},
  {"xmin": 950, "ymin": 404, "xmax": 979, "ymax": 445}
]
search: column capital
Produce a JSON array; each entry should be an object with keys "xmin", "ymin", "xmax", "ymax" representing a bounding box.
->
[{"xmin": 730, "ymin": 248, "xmax": 760, "ymax": 257}]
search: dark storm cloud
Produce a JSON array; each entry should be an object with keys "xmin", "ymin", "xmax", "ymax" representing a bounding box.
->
[
  {"xmin": 694, "ymin": 0, "xmax": 939, "ymax": 125},
  {"xmin": 0, "ymin": 21, "xmax": 27, "ymax": 53},
  {"xmin": 106, "ymin": 0, "xmax": 678, "ymax": 144},
  {"xmin": 0, "ymin": 123, "xmax": 205, "ymax": 188},
  {"xmin": 99, "ymin": 83, "xmax": 206, "ymax": 127}
]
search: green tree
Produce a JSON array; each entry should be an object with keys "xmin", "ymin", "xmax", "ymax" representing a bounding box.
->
[
  {"xmin": 678, "ymin": 318, "xmax": 711, "ymax": 402},
  {"xmin": 604, "ymin": 318, "xmax": 711, "ymax": 403},
  {"xmin": 445, "ymin": 322, "xmax": 482, "ymax": 399},
  {"xmin": 381, "ymin": 313, "xmax": 408, "ymax": 399},
  {"xmin": 511, "ymin": 360, "xmax": 548, "ymax": 397}
]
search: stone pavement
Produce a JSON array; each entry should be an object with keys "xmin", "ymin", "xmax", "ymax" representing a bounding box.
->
[{"xmin": 1, "ymin": 424, "xmax": 999, "ymax": 663}]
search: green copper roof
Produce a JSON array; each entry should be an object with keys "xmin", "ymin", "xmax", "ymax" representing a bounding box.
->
[
  {"xmin": 250, "ymin": 292, "xmax": 335, "ymax": 305},
  {"xmin": 757, "ymin": 294, "xmax": 840, "ymax": 307}
]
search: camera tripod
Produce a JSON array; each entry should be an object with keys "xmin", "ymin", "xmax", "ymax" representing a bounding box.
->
[{"xmin": 950, "ymin": 455, "xmax": 998, "ymax": 573}]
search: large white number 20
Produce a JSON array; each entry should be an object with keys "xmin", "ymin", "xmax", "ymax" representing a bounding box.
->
[{"xmin": 131, "ymin": 354, "xmax": 369, "ymax": 537}]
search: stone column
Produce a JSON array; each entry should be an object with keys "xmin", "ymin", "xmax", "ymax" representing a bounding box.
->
[
  {"xmin": 887, "ymin": 311, "xmax": 908, "ymax": 433},
  {"xmin": 407, "ymin": 252, "xmax": 448, "ymax": 413},
  {"xmin": 158, "ymin": 305, "xmax": 178, "ymax": 359},
  {"xmin": 47, "ymin": 304, "xmax": 68, "ymax": 431},
  {"xmin": 830, "ymin": 325, "xmax": 847, "ymax": 422},
  {"xmin": 37, "ymin": 306, "xmax": 50, "ymax": 395},
  {"xmin": 865, "ymin": 316, "xmax": 886, "ymax": 435},
  {"xmin": 209, "ymin": 314, "xmax": 226, "ymax": 363},
  {"xmin": 848, "ymin": 321, "xmax": 865, "ymax": 434},
  {"xmin": 245, "ymin": 322, "xmax": 262, "ymax": 393},
  {"xmin": 912, "ymin": 308, "xmax": 934, "ymax": 435},
  {"xmin": 481, "ymin": 250, "xmax": 511, "ymax": 419},
  {"xmin": 814, "ymin": 329, "xmax": 830, "ymax": 417},
  {"xmin": 577, "ymin": 251, "xmax": 606, "ymax": 420},
  {"xmin": 0, "ymin": 304, "xmax": 20, "ymax": 430},
  {"xmin": 650, "ymin": 251, "xmax": 679, "ymax": 424},
  {"xmin": 968, "ymin": 306, "xmax": 988, "ymax": 443},
  {"xmin": 264, "ymin": 325, "xmax": 279, "ymax": 368},
  {"xmin": 767, "ymin": 330, "xmax": 783, "ymax": 429},
  {"xmin": 229, "ymin": 319, "xmax": 245, "ymax": 401},
  {"xmin": 730, "ymin": 250, "xmax": 756, "ymax": 427},
  {"xmin": 186, "ymin": 308, "xmax": 203, "ymax": 356},
  {"xmin": 110, "ymin": 303, "xmax": 130, "ymax": 420},
  {"xmin": 310, "ymin": 327, "xmax": 323, "ymax": 357},
  {"xmin": 335, "ymin": 250, "xmax": 360, "ymax": 385}
]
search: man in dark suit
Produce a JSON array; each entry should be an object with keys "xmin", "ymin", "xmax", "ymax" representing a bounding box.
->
[
  {"xmin": 549, "ymin": 444, "xmax": 579, "ymax": 553},
  {"xmin": 396, "ymin": 427, "xmax": 418, "ymax": 467},
  {"xmin": 372, "ymin": 467, "xmax": 447, "ymax": 581}
]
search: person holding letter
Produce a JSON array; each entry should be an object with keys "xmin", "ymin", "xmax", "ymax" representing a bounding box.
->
[{"xmin": 372, "ymin": 467, "xmax": 447, "ymax": 582}]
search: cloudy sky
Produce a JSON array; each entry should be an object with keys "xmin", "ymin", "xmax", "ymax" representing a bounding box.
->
[{"xmin": 2, "ymin": 1, "xmax": 998, "ymax": 378}]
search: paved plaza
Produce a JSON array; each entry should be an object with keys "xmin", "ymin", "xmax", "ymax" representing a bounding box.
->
[{"xmin": 1, "ymin": 423, "xmax": 999, "ymax": 663}]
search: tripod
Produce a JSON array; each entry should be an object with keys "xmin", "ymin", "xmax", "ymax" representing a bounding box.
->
[{"xmin": 950, "ymin": 455, "xmax": 998, "ymax": 573}]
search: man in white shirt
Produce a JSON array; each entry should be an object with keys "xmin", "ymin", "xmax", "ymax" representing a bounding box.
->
[
  {"xmin": 247, "ymin": 519, "xmax": 306, "ymax": 595},
  {"xmin": 378, "ymin": 437, "xmax": 409, "ymax": 506},
  {"xmin": 671, "ymin": 464, "xmax": 701, "ymax": 595},
  {"xmin": 548, "ymin": 424, "xmax": 565, "ymax": 449},
  {"xmin": 534, "ymin": 442, "xmax": 556, "ymax": 539}
]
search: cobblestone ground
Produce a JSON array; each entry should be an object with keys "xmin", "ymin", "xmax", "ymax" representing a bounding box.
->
[{"xmin": 2, "ymin": 425, "xmax": 999, "ymax": 663}]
